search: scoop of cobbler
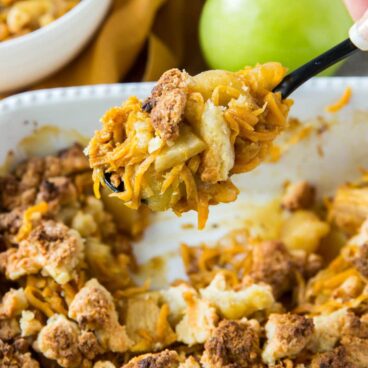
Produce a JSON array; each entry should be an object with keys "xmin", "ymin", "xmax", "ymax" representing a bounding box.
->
[{"xmin": 87, "ymin": 64, "xmax": 292, "ymax": 228}]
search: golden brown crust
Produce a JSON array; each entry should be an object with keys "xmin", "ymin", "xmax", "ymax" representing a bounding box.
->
[
  {"xmin": 0, "ymin": 144, "xmax": 87, "ymax": 213},
  {"xmin": 68, "ymin": 279, "xmax": 131, "ymax": 353},
  {"xmin": 57, "ymin": 144, "xmax": 90, "ymax": 175},
  {"xmin": 69, "ymin": 279, "xmax": 113, "ymax": 329},
  {"xmin": 342, "ymin": 313, "xmax": 368, "ymax": 339},
  {"xmin": 0, "ymin": 219, "xmax": 84, "ymax": 284},
  {"xmin": 0, "ymin": 339, "xmax": 39, "ymax": 368},
  {"xmin": 0, "ymin": 288, "xmax": 28, "ymax": 319},
  {"xmin": 44, "ymin": 156, "xmax": 63, "ymax": 178},
  {"xmin": 249, "ymin": 241, "xmax": 294, "ymax": 298},
  {"xmin": 151, "ymin": 89, "xmax": 187, "ymax": 142},
  {"xmin": 36, "ymin": 177, "xmax": 77, "ymax": 209},
  {"xmin": 0, "ymin": 319, "xmax": 20, "ymax": 341},
  {"xmin": 0, "ymin": 209, "xmax": 23, "ymax": 237},
  {"xmin": 122, "ymin": 349, "xmax": 179, "ymax": 368},
  {"xmin": 201, "ymin": 319, "xmax": 261, "ymax": 368},
  {"xmin": 147, "ymin": 69, "xmax": 189, "ymax": 107},
  {"xmin": 0, "ymin": 245, "xmax": 40, "ymax": 282},
  {"xmin": 78, "ymin": 331, "xmax": 103, "ymax": 360},
  {"xmin": 0, "ymin": 176, "xmax": 36, "ymax": 211},
  {"xmin": 0, "ymin": 144, "xmax": 89, "ymax": 230},
  {"xmin": 144, "ymin": 69, "xmax": 189, "ymax": 141},
  {"xmin": 341, "ymin": 335, "xmax": 368, "ymax": 368},
  {"xmin": 0, "ymin": 145, "xmax": 138, "ymax": 366},
  {"xmin": 311, "ymin": 347, "xmax": 351, "ymax": 368},
  {"xmin": 15, "ymin": 157, "xmax": 45, "ymax": 189},
  {"xmin": 262, "ymin": 313, "xmax": 314, "ymax": 365},
  {"xmin": 12, "ymin": 144, "xmax": 88, "ymax": 181},
  {"xmin": 282, "ymin": 181, "xmax": 316, "ymax": 211},
  {"xmin": 29, "ymin": 220, "xmax": 79, "ymax": 263},
  {"xmin": 309, "ymin": 333, "xmax": 368, "ymax": 368},
  {"xmin": 350, "ymin": 243, "xmax": 368, "ymax": 278},
  {"xmin": 35, "ymin": 314, "xmax": 82, "ymax": 368}
]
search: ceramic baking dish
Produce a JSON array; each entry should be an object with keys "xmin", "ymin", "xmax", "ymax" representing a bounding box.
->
[{"xmin": 1, "ymin": 78, "xmax": 368, "ymax": 285}]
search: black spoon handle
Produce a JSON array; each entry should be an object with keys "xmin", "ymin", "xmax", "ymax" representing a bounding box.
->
[{"xmin": 274, "ymin": 38, "xmax": 359, "ymax": 99}]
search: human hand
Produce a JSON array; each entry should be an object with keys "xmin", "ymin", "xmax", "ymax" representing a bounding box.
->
[
  {"xmin": 344, "ymin": 0, "xmax": 368, "ymax": 19},
  {"xmin": 345, "ymin": 0, "xmax": 368, "ymax": 50}
]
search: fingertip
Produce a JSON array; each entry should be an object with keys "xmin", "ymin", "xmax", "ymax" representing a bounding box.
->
[{"xmin": 344, "ymin": 0, "xmax": 368, "ymax": 20}]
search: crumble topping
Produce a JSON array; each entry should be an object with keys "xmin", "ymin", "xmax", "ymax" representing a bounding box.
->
[{"xmin": 0, "ymin": 145, "xmax": 368, "ymax": 367}]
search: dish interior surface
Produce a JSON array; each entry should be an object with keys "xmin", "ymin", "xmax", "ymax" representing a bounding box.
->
[
  {"xmin": 2, "ymin": 79, "xmax": 368, "ymax": 367},
  {"xmin": 1, "ymin": 79, "xmax": 368, "ymax": 283}
]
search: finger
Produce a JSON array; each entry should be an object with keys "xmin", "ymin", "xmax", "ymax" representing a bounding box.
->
[
  {"xmin": 350, "ymin": 7, "xmax": 368, "ymax": 50},
  {"xmin": 344, "ymin": 0, "xmax": 368, "ymax": 20}
]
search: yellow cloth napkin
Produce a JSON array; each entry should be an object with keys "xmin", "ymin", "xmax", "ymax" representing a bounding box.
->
[{"xmin": 33, "ymin": 0, "xmax": 205, "ymax": 90}]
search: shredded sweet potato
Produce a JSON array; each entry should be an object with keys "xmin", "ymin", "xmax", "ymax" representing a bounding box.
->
[{"xmin": 87, "ymin": 64, "xmax": 292, "ymax": 229}]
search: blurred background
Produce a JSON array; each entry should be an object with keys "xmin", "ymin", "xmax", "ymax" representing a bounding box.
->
[{"xmin": 1, "ymin": 0, "xmax": 368, "ymax": 95}]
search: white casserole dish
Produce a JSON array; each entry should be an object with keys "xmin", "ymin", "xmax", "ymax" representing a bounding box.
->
[
  {"xmin": 0, "ymin": 0, "xmax": 111, "ymax": 93},
  {"xmin": 1, "ymin": 78, "xmax": 368, "ymax": 285}
]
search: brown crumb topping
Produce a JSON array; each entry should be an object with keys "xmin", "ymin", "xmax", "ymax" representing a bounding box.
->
[
  {"xmin": 311, "ymin": 346, "xmax": 351, "ymax": 368},
  {"xmin": 36, "ymin": 177, "xmax": 77, "ymax": 211},
  {"xmin": 1, "ymin": 219, "xmax": 84, "ymax": 284},
  {"xmin": 0, "ymin": 209, "xmax": 23, "ymax": 237},
  {"xmin": 350, "ymin": 243, "xmax": 368, "ymax": 278},
  {"xmin": 0, "ymin": 339, "xmax": 39, "ymax": 368},
  {"xmin": 282, "ymin": 181, "xmax": 316, "ymax": 211},
  {"xmin": 35, "ymin": 314, "xmax": 82, "ymax": 368},
  {"xmin": 144, "ymin": 69, "xmax": 189, "ymax": 141},
  {"xmin": 262, "ymin": 313, "xmax": 314, "ymax": 365},
  {"xmin": 78, "ymin": 331, "xmax": 104, "ymax": 360},
  {"xmin": 0, "ymin": 176, "xmax": 36, "ymax": 211},
  {"xmin": 249, "ymin": 241, "xmax": 294, "ymax": 298},
  {"xmin": 57, "ymin": 144, "xmax": 90, "ymax": 175},
  {"xmin": 68, "ymin": 279, "xmax": 131, "ymax": 353},
  {"xmin": 122, "ymin": 349, "xmax": 179, "ymax": 368},
  {"xmin": 0, "ymin": 140, "xmax": 368, "ymax": 368},
  {"xmin": 341, "ymin": 335, "xmax": 368, "ymax": 368},
  {"xmin": 201, "ymin": 319, "xmax": 261, "ymax": 368},
  {"xmin": 0, "ymin": 318, "xmax": 20, "ymax": 341}
]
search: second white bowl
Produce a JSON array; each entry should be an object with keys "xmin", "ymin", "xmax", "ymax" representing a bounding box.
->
[{"xmin": 0, "ymin": 0, "xmax": 112, "ymax": 94}]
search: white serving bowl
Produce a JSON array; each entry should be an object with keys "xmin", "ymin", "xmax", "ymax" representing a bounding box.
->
[
  {"xmin": 0, "ymin": 0, "xmax": 111, "ymax": 94},
  {"xmin": 1, "ymin": 78, "xmax": 368, "ymax": 285}
]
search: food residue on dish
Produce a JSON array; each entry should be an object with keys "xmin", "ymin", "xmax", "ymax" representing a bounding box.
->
[
  {"xmin": 265, "ymin": 116, "xmax": 337, "ymax": 163},
  {"xmin": 135, "ymin": 256, "xmax": 168, "ymax": 290},
  {"xmin": 325, "ymin": 86, "xmax": 353, "ymax": 113},
  {"xmin": 18, "ymin": 125, "xmax": 89, "ymax": 157}
]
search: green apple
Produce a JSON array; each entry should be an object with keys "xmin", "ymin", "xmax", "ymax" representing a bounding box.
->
[{"xmin": 200, "ymin": 0, "xmax": 352, "ymax": 75}]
